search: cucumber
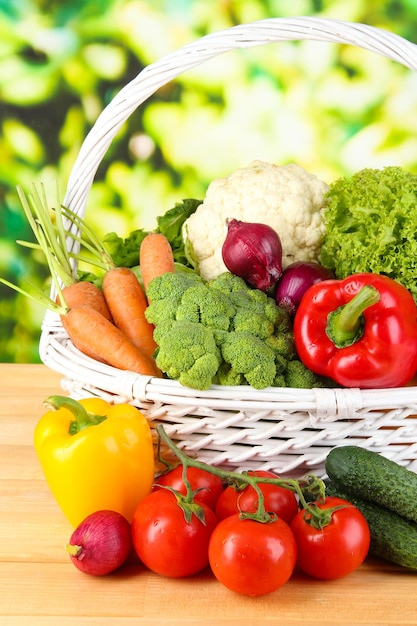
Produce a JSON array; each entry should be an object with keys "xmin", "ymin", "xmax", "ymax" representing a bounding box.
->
[
  {"xmin": 325, "ymin": 445, "xmax": 417, "ymax": 523},
  {"xmin": 325, "ymin": 480, "xmax": 417, "ymax": 570}
]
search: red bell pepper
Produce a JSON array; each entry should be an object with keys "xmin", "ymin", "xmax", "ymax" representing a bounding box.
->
[{"xmin": 293, "ymin": 273, "xmax": 417, "ymax": 389}]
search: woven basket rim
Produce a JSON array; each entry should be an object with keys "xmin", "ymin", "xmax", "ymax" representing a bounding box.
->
[{"xmin": 39, "ymin": 15, "xmax": 417, "ymax": 416}]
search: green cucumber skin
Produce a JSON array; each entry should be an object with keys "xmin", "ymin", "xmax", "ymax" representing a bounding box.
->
[
  {"xmin": 325, "ymin": 446, "xmax": 417, "ymax": 523},
  {"xmin": 325, "ymin": 481, "xmax": 417, "ymax": 570}
]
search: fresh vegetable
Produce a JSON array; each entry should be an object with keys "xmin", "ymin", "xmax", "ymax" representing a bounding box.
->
[
  {"xmin": 145, "ymin": 270, "xmax": 329, "ymax": 390},
  {"xmin": 139, "ymin": 232, "xmax": 176, "ymax": 296},
  {"xmin": 0, "ymin": 185, "xmax": 163, "ymax": 376},
  {"xmin": 221, "ymin": 219, "xmax": 282, "ymax": 291},
  {"xmin": 62, "ymin": 306, "xmax": 160, "ymax": 375},
  {"xmin": 290, "ymin": 496, "xmax": 370, "ymax": 580},
  {"xmin": 66, "ymin": 510, "xmax": 132, "ymax": 576},
  {"xmin": 152, "ymin": 425, "xmax": 372, "ymax": 591},
  {"xmin": 324, "ymin": 481, "xmax": 417, "ymax": 570},
  {"xmin": 34, "ymin": 396, "xmax": 155, "ymax": 527},
  {"xmin": 57, "ymin": 280, "xmax": 113, "ymax": 323},
  {"xmin": 102, "ymin": 266, "xmax": 158, "ymax": 362},
  {"xmin": 282, "ymin": 359, "xmax": 335, "ymax": 389},
  {"xmin": 208, "ymin": 514, "xmax": 297, "ymax": 596},
  {"xmin": 320, "ymin": 166, "xmax": 417, "ymax": 303},
  {"xmin": 3, "ymin": 184, "xmax": 112, "ymax": 325},
  {"xmin": 275, "ymin": 261, "xmax": 333, "ymax": 315},
  {"xmin": 104, "ymin": 198, "xmax": 202, "ymax": 268},
  {"xmin": 131, "ymin": 488, "xmax": 218, "ymax": 578},
  {"xmin": 215, "ymin": 470, "xmax": 298, "ymax": 525},
  {"xmin": 182, "ymin": 160, "xmax": 328, "ymax": 281},
  {"xmin": 294, "ymin": 273, "xmax": 417, "ymax": 388},
  {"xmin": 325, "ymin": 446, "xmax": 417, "ymax": 523},
  {"xmin": 154, "ymin": 464, "xmax": 225, "ymax": 511}
]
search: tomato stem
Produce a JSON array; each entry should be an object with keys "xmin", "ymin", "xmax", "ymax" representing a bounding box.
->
[{"xmin": 156, "ymin": 425, "xmax": 326, "ymax": 525}]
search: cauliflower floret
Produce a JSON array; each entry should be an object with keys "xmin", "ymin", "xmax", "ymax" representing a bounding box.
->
[{"xmin": 183, "ymin": 160, "xmax": 329, "ymax": 280}]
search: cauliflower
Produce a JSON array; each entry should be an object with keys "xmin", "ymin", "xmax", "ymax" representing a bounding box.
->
[{"xmin": 183, "ymin": 160, "xmax": 329, "ymax": 280}]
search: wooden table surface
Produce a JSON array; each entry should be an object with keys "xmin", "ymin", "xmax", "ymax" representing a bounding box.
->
[{"xmin": 1, "ymin": 363, "xmax": 416, "ymax": 625}]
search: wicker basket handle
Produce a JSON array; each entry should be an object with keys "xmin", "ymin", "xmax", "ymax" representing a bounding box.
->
[{"xmin": 63, "ymin": 16, "xmax": 417, "ymax": 222}]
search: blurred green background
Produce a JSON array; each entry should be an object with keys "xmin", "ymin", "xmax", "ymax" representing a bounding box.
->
[{"xmin": 1, "ymin": 0, "xmax": 417, "ymax": 363}]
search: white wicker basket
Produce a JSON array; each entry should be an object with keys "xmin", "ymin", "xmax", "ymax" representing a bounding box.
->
[{"xmin": 39, "ymin": 16, "xmax": 417, "ymax": 477}]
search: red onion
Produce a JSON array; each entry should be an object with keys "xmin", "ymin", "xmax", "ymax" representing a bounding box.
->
[
  {"xmin": 66, "ymin": 510, "xmax": 132, "ymax": 576},
  {"xmin": 276, "ymin": 261, "xmax": 334, "ymax": 315},
  {"xmin": 222, "ymin": 219, "xmax": 283, "ymax": 291}
]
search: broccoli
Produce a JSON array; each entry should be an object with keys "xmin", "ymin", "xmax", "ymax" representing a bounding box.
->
[
  {"xmin": 145, "ymin": 271, "xmax": 203, "ymax": 324},
  {"xmin": 206, "ymin": 272, "xmax": 249, "ymax": 294},
  {"xmin": 283, "ymin": 359, "xmax": 334, "ymax": 389},
  {"xmin": 215, "ymin": 362, "xmax": 245, "ymax": 386},
  {"xmin": 265, "ymin": 332, "xmax": 297, "ymax": 360},
  {"xmin": 146, "ymin": 270, "xmax": 323, "ymax": 391},
  {"xmin": 219, "ymin": 331, "xmax": 276, "ymax": 389},
  {"xmin": 176, "ymin": 282, "xmax": 235, "ymax": 330},
  {"xmin": 232, "ymin": 309, "xmax": 274, "ymax": 339},
  {"xmin": 153, "ymin": 319, "xmax": 221, "ymax": 390},
  {"xmin": 209, "ymin": 271, "xmax": 291, "ymax": 337}
]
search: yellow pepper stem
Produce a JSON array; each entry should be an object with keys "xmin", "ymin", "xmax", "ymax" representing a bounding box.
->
[{"xmin": 44, "ymin": 395, "xmax": 107, "ymax": 435}]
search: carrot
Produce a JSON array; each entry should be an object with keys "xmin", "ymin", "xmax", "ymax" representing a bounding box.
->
[
  {"xmin": 62, "ymin": 306, "xmax": 160, "ymax": 376},
  {"xmin": 139, "ymin": 233, "xmax": 175, "ymax": 296},
  {"xmin": 102, "ymin": 267, "xmax": 158, "ymax": 362},
  {"xmin": 58, "ymin": 282, "xmax": 113, "ymax": 358},
  {"xmin": 57, "ymin": 281, "xmax": 112, "ymax": 322}
]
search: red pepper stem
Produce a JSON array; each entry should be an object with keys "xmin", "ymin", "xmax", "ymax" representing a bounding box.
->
[
  {"xmin": 44, "ymin": 395, "xmax": 107, "ymax": 434},
  {"xmin": 326, "ymin": 285, "xmax": 380, "ymax": 349}
]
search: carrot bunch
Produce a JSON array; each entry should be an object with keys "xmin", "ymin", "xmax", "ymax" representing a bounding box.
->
[{"xmin": 1, "ymin": 183, "xmax": 176, "ymax": 378}]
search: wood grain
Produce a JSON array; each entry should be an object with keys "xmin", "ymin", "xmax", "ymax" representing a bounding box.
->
[{"xmin": 1, "ymin": 364, "xmax": 416, "ymax": 625}]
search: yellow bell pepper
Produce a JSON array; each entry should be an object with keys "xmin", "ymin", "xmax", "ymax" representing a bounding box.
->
[{"xmin": 34, "ymin": 395, "xmax": 155, "ymax": 527}]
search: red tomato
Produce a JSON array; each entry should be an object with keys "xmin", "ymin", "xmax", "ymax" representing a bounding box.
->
[
  {"xmin": 215, "ymin": 470, "xmax": 298, "ymax": 525},
  {"xmin": 290, "ymin": 496, "xmax": 371, "ymax": 580},
  {"xmin": 154, "ymin": 464, "xmax": 224, "ymax": 511},
  {"xmin": 131, "ymin": 489, "xmax": 218, "ymax": 578},
  {"xmin": 208, "ymin": 514, "xmax": 297, "ymax": 596}
]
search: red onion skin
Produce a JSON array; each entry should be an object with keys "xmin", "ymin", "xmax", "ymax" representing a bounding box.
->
[
  {"xmin": 66, "ymin": 510, "xmax": 132, "ymax": 576},
  {"xmin": 222, "ymin": 219, "xmax": 283, "ymax": 291},
  {"xmin": 276, "ymin": 261, "xmax": 334, "ymax": 315}
]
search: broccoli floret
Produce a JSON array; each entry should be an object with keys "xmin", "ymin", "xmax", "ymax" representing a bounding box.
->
[
  {"xmin": 265, "ymin": 332, "xmax": 297, "ymax": 361},
  {"xmin": 215, "ymin": 362, "xmax": 245, "ymax": 386},
  {"xmin": 284, "ymin": 359, "xmax": 332, "ymax": 389},
  {"xmin": 176, "ymin": 282, "xmax": 235, "ymax": 331},
  {"xmin": 220, "ymin": 331, "xmax": 276, "ymax": 389},
  {"xmin": 153, "ymin": 319, "xmax": 221, "ymax": 390},
  {"xmin": 232, "ymin": 309, "xmax": 275, "ymax": 339},
  {"xmin": 207, "ymin": 271, "xmax": 250, "ymax": 294},
  {"xmin": 145, "ymin": 271, "xmax": 203, "ymax": 324},
  {"xmin": 272, "ymin": 373, "xmax": 287, "ymax": 387},
  {"xmin": 208, "ymin": 273, "xmax": 289, "ymax": 338}
]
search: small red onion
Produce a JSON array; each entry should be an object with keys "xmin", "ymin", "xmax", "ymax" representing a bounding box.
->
[
  {"xmin": 276, "ymin": 261, "xmax": 334, "ymax": 315},
  {"xmin": 66, "ymin": 510, "xmax": 132, "ymax": 576},
  {"xmin": 222, "ymin": 219, "xmax": 283, "ymax": 291}
]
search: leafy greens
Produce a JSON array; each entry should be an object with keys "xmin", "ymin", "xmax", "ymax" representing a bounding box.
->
[
  {"xmin": 103, "ymin": 198, "xmax": 202, "ymax": 268},
  {"xmin": 319, "ymin": 166, "xmax": 417, "ymax": 302}
]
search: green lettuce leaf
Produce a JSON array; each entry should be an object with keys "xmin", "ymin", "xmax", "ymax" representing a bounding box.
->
[
  {"xmin": 103, "ymin": 229, "xmax": 148, "ymax": 268},
  {"xmin": 319, "ymin": 166, "xmax": 417, "ymax": 302},
  {"xmin": 156, "ymin": 198, "xmax": 202, "ymax": 265},
  {"xmin": 103, "ymin": 198, "xmax": 202, "ymax": 268}
]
